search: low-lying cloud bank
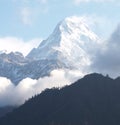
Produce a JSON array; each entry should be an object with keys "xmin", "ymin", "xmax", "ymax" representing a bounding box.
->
[{"xmin": 0, "ymin": 69, "xmax": 83, "ymax": 107}]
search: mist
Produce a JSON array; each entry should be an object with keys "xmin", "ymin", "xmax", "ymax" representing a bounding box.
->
[{"xmin": 0, "ymin": 69, "xmax": 84, "ymax": 107}]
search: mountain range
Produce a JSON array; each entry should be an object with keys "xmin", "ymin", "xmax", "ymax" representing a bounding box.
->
[
  {"xmin": 0, "ymin": 73, "xmax": 120, "ymax": 125},
  {"xmin": 0, "ymin": 16, "xmax": 101, "ymax": 84}
]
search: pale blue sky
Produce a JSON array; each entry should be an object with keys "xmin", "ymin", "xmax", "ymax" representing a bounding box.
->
[{"xmin": 0, "ymin": 0, "xmax": 120, "ymax": 55}]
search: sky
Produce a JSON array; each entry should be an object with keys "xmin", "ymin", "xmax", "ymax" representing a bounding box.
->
[{"xmin": 0, "ymin": 0, "xmax": 120, "ymax": 55}]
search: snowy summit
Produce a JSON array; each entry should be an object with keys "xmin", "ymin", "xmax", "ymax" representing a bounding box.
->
[{"xmin": 28, "ymin": 16, "xmax": 101, "ymax": 69}]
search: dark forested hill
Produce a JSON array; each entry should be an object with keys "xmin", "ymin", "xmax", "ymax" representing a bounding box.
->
[
  {"xmin": 0, "ymin": 106, "xmax": 14, "ymax": 118},
  {"xmin": 0, "ymin": 73, "xmax": 120, "ymax": 125}
]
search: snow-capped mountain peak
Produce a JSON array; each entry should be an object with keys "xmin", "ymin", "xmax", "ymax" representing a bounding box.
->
[
  {"xmin": 0, "ymin": 16, "xmax": 102, "ymax": 84},
  {"xmin": 27, "ymin": 16, "xmax": 101, "ymax": 70}
]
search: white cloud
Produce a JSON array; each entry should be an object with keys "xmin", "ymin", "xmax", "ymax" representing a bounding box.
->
[
  {"xmin": 74, "ymin": 0, "xmax": 117, "ymax": 5},
  {"xmin": 0, "ymin": 69, "xmax": 83, "ymax": 106},
  {"xmin": 22, "ymin": 0, "xmax": 48, "ymax": 4},
  {"xmin": 13, "ymin": 0, "xmax": 48, "ymax": 4},
  {"xmin": 13, "ymin": 0, "xmax": 49, "ymax": 25},
  {"xmin": 21, "ymin": 7, "xmax": 33, "ymax": 25},
  {"xmin": 83, "ymin": 15, "xmax": 117, "ymax": 39},
  {"xmin": 37, "ymin": 0, "xmax": 48, "ymax": 4},
  {"xmin": 0, "ymin": 37, "xmax": 42, "ymax": 56}
]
